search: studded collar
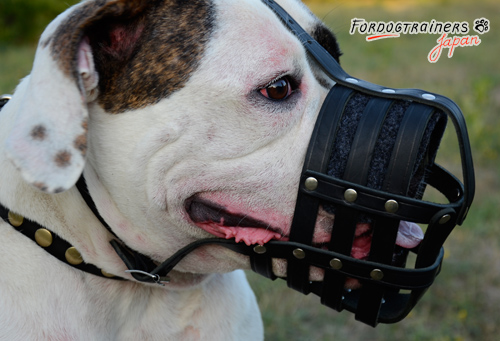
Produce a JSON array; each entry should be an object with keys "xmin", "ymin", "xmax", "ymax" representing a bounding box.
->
[
  {"xmin": 0, "ymin": 176, "xmax": 163, "ymax": 282},
  {"xmin": 0, "ymin": 203, "xmax": 122, "ymax": 280}
]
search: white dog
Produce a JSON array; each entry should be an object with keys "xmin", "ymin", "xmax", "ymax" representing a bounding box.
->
[{"xmin": 0, "ymin": 0, "xmax": 345, "ymax": 339}]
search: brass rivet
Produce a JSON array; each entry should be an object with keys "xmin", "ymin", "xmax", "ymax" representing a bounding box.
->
[
  {"xmin": 101, "ymin": 270, "xmax": 115, "ymax": 278},
  {"xmin": 370, "ymin": 269, "xmax": 384, "ymax": 281},
  {"xmin": 330, "ymin": 258, "xmax": 343, "ymax": 270},
  {"xmin": 439, "ymin": 214, "xmax": 451, "ymax": 224},
  {"xmin": 344, "ymin": 189, "xmax": 357, "ymax": 203},
  {"xmin": 304, "ymin": 177, "xmax": 318, "ymax": 191},
  {"xmin": 34, "ymin": 228, "xmax": 53, "ymax": 247},
  {"xmin": 253, "ymin": 245, "xmax": 267, "ymax": 254},
  {"xmin": 293, "ymin": 248, "xmax": 306, "ymax": 259},
  {"xmin": 65, "ymin": 247, "xmax": 83, "ymax": 265},
  {"xmin": 8, "ymin": 211, "xmax": 24, "ymax": 227},
  {"xmin": 384, "ymin": 200, "xmax": 399, "ymax": 213}
]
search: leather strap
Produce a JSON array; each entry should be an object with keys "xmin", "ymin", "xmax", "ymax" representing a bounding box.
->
[
  {"xmin": 285, "ymin": 86, "xmax": 353, "ymax": 294},
  {"xmin": 0, "ymin": 203, "xmax": 123, "ymax": 280}
]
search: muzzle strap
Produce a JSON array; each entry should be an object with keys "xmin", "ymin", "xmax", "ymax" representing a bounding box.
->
[
  {"xmin": 321, "ymin": 96, "xmax": 393, "ymax": 311},
  {"xmin": 284, "ymin": 85, "xmax": 354, "ymax": 294},
  {"xmin": 355, "ymin": 103, "xmax": 439, "ymax": 325}
]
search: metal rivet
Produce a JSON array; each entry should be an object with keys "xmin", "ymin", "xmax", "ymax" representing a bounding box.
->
[
  {"xmin": 382, "ymin": 89, "xmax": 396, "ymax": 93},
  {"xmin": 304, "ymin": 177, "xmax": 318, "ymax": 191},
  {"xmin": 34, "ymin": 228, "xmax": 53, "ymax": 247},
  {"xmin": 8, "ymin": 211, "xmax": 24, "ymax": 227},
  {"xmin": 370, "ymin": 269, "xmax": 384, "ymax": 281},
  {"xmin": 385, "ymin": 200, "xmax": 399, "ymax": 213},
  {"xmin": 344, "ymin": 189, "xmax": 357, "ymax": 203},
  {"xmin": 439, "ymin": 214, "xmax": 451, "ymax": 225},
  {"xmin": 330, "ymin": 258, "xmax": 343, "ymax": 270},
  {"xmin": 65, "ymin": 247, "xmax": 83, "ymax": 265},
  {"xmin": 293, "ymin": 248, "xmax": 306, "ymax": 259},
  {"xmin": 101, "ymin": 270, "xmax": 115, "ymax": 278},
  {"xmin": 422, "ymin": 93, "xmax": 436, "ymax": 100},
  {"xmin": 346, "ymin": 77, "xmax": 359, "ymax": 84},
  {"xmin": 253, "ymin": 245, "xmax": 267, "ymax": 254}
]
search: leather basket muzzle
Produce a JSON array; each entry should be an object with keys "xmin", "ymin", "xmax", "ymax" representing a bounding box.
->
[
  {"xmin": 248, "ymin": 0, "xmax": 475, "ymax": 326},
  {"xmin": 108, "ymin": 0, "xmax": 475, "ymax": 328}
]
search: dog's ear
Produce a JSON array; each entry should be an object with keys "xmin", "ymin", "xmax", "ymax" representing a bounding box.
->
[{"xmin": 5, "ymin": 0, "xmax": 148, "ymax": 193}]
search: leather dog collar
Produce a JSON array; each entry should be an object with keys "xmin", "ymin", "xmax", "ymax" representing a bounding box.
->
[
  {"xmin": 0, "ymin": 174, "xmax": 167, "ymax": 282},
  {"xmin": 0, "ymin": 203, "xmax": 122, "ymax": 280}
]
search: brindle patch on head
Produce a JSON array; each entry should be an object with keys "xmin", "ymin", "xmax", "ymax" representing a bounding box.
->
[
  {"xmin": 54, "ymin": 150, "xmax": 72, "ymax": 168},
  {"xmin": 50, "ymin": 0, "xmax": 214, "ymax": 114},
  {"xmin": 50, "ymin": 0, "xmax": 108, "ymax": 83},
  {"xmin": 31, "ymin": 125, "xmax": 47, "ymax": 140},
  {"xmin": 311, "ymin": 24, "xmax": 342, "ymax": 63}
]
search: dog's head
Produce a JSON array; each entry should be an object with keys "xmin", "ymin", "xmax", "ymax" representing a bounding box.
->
[{"xmin": 5, "ymin": 0, "xmax": 340, "ymax": 271}]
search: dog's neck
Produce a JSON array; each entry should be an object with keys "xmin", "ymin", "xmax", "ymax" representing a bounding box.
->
[
  {"xmin": 0, "ymin": 85, "xmax": 210, "ymax": 288},
  {"xmin": 0, "ymin": 143, "xmax": 126, "ymax": 281}
]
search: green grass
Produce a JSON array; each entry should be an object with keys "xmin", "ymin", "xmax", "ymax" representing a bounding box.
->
[
  {"xmin": 1, "ymin": 0, "xmax": 499, "ymax": 340},
  {"xmin": 0, "ymin": 44, "xmax": 36, "ymax": 94}
]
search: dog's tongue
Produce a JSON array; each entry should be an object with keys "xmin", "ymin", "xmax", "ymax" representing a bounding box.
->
[
  {"xmin": 396, "ymin": 221, "xmax": 424, "ymax": 248},
  {"xmin": 351, "ymin": 221, "xmax": 423, "ymax": 259}
]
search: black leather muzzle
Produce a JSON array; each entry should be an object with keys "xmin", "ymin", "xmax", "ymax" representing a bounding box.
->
[{"xmin": 108, "ymin": 0, "xmax": 475, "ymax": 327}]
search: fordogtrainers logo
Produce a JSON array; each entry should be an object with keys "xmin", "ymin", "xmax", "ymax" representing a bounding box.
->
[{"xmin": 349, "ymin": 17, "xmax": 490, "ymax": 63}]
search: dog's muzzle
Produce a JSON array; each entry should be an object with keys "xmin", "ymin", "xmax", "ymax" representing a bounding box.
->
[{"xmin": 109, "ymin": 0, "xmax": 475, "ymax": 327}]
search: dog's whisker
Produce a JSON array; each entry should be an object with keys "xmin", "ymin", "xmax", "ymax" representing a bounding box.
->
[{"xmin": 236, "ymin": 214, "xmax": 249, "ymax": 228}]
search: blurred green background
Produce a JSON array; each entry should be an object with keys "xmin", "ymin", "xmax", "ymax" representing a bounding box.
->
[{"xmin": 1, "ymin": 0, "xmax": 499, "ymax": 340}]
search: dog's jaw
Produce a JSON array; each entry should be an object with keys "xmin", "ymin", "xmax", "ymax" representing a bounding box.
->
[{"xmin": 185, "ymin": 195, "xmax": 284, "ymax": 245}]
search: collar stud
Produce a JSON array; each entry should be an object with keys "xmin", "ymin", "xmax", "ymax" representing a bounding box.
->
[
  {"xmin": 65, "ymin": 246, "xmax": 83, "ymax": 265},
  {"xmin": 35, "ymin": 228, "xmax": 53, "ymax": 247},
  {"xmin": 8, "ymin": 211, "xmax": 24, "ymax": 227}
]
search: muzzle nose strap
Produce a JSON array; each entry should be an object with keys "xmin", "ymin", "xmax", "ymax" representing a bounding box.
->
[
  {"xmin": 321, "ymin": 95, "xmax": 394, "ymax": 311},
  {"xmin": 285, "ymin": 86, "xmax": 354, "ymax": 294}
]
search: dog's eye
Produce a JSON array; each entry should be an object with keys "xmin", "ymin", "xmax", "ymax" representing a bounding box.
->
[{"xmin": 260, "ymin": 77, "xmax": 293, "ymax": 101}]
